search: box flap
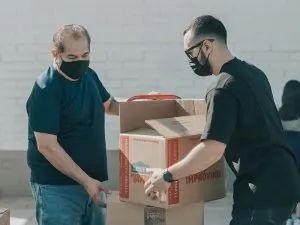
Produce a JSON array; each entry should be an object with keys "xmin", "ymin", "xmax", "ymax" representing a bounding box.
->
[
  {"xmin": 145, "ymin": 115, "xmax": 206, "ymax": 138},
  {"xmin": 119, "ymin": 99, "xmax": 207, "ymax": 133},
  {"xmin": 119, "ymin": 100, "xmax": 176, "ymax": 133},
  {"xmin": 175, "ymin": 99, "xmax": 206, "ymax": 116},
  {"xmin": 122, "ymin": 128, "xmax": 162, "ymax": 137}
]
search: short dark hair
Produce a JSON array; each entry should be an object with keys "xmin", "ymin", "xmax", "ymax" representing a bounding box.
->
[
  {"xmin": 183, "ymin": 15, "xmax": 227, "ymax": 44},
  {"xmin": 53, "ymin": 24, "xmax": 91, "ymax": 53},
  {"xmin": 279, "ymin": 80, "xmax": 300, "ymax": 121}
]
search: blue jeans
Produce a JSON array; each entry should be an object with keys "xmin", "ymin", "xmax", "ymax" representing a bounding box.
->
[{"xmin": 30, "ymin": 183, "xmax": 106, "ymax": 225}]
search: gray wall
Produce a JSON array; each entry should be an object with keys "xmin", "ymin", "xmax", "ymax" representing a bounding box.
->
[
  {"xmin": 1, "ymin": 0, "xmax": 300, "ymax": 151},
  {"xmin": 0, "ymin": 150, "xmax": 234, "ymax": 197},
  {"xmin": 0, "ymin": 0, "xmax": 296, "ymax": 198}
]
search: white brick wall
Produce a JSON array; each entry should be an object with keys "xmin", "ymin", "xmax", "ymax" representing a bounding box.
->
[{"xmin": 0, "ymin": 0, "xmax": 299, "ymax": 150}]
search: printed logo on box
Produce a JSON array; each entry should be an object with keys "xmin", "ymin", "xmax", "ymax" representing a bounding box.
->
[{"xmin": 144, "ymin": 206, "xmax": 165, "ymax": 225}]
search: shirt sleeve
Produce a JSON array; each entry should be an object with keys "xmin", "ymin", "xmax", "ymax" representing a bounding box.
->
[
  {"xmin": 91, "ymin": 72, "xmax": 111, "ymax": 103},
  {"xmin": 27, "ymin": 85, "xmax": 61, "ymax": 135},
  {"xmin": 200, "ymin": 88, "xmax": 238, "ymax": 144}
]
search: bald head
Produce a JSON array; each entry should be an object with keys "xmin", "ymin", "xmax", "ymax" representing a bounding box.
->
[{"xmin": 53, "ymin": 24, "xmax": 91, "ymax": 53}]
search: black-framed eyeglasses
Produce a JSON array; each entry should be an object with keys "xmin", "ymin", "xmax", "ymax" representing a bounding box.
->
[{"xmin": 185, "ymin": 39, "xmax": 215, "ymax": 60}]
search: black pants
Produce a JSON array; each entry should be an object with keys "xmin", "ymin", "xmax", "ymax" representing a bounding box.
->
[{"xmin": 230, "ymin": 204, "xmax": 296, "ymax": 225}]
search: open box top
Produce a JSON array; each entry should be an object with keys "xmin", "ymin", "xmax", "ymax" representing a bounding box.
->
[
  {"xmin": 145, "ymin": 115, "xmax": 206, "ymax": 138},
  {"xmin": 119, "ymin": 99, "xmax": 207, "ymax": 137}
]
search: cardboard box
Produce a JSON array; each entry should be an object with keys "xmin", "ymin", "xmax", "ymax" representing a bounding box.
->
[
  {"xmin": 0, "ymin": 209, "xmax": 10, "ymax": 225},
  {"xmin": 107, "ymin": 191, "xmax": 204, "ymax": 225},
  {"xmin": 119, "ymin": 99, "xmax": 226, "ymax": 208}
]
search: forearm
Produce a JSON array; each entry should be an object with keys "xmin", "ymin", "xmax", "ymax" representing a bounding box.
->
[
  {"xmin": 39, "ymin": 143, "xmax": 90, "ymax": 186},
  {"xmin": 168, "ymin": 140, "xmax": 224, "ymax": 180}
]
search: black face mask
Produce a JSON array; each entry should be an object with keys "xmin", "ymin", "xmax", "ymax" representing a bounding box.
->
[
  {"xmin": 188, "ymin": 49, "xmax": 212, "ymax": 77},
  {"xmin": 60, "ymin": 58, "xmax": 90, "ymax": 80}
]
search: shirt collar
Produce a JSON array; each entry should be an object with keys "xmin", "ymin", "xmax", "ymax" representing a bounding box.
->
[{"xmin": 220, "ymin": 57, "xmax": 239, "ymax": 73}]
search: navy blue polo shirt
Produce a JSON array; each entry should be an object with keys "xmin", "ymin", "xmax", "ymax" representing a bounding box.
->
[{"xmin": 26, "ymin": 65, "xmax": 110, "ymax": 185}]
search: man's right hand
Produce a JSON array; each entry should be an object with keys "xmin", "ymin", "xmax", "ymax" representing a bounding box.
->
[
  {"xmin": 83, "ymin": 177, "xmax": 111, "ymax": 208},
  {"xmin": 33, "ymin": 132, "xmax": 112, "ymax": 207}
]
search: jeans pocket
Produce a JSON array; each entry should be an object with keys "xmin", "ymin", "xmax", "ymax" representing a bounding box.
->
[
  {"xmin": 30, "ymin": 182, "xmax": 37, "ymax": 200},
  {"xmin": 30, "ymin": 183, "xmax": 45, "ymax": 225},
  {"xmin": 30, "ymin": 183, "xmax": 42, "ymax": 202}
]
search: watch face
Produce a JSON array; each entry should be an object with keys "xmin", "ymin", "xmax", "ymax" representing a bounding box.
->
[{"xmin": 163, "ymin": 171, "xmax": 173, "ymax": 182}]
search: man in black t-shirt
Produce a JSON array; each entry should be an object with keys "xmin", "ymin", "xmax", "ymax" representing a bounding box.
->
[
  {"xmin": 26, "ymin": 24, "xmax": 123, "ymax": 225},
  {"xmin": 144, "ymin": 15, "xmax": 300, "ymax": 224}
]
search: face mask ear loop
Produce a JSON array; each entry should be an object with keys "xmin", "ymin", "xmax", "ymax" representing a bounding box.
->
[
  {"xmin": 55, "ymin": 56, "xmax": 63, "ymax": 68},
  {"xmin": 195, "ymin": 46, "xmax": 201, "ymax": 61},
  {"xmin": 197, "ymin": 46, "xmax": 210, "ymax": 66}
]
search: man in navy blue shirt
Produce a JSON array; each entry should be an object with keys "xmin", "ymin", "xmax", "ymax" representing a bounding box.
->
[
  {"xmin": 144, "ymin": 15, "xmax": 300, "ymax": 225},
  {"xmin": 26, "ymin": 24, "xmax": 122, "ymax": 225}
]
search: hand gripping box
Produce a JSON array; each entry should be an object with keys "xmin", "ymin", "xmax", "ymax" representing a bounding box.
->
[{"xmin": 119, "ymin": 99, "xmax": 226, "ymax": 208}]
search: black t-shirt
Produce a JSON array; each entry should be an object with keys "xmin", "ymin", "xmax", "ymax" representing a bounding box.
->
[
  {"xmin": 201, "ymin": 57, "xmax": 300, "ymax": 208},
  {"xmin": 26, "ymin": 65, "xmax": 110, "ymax": 185}
]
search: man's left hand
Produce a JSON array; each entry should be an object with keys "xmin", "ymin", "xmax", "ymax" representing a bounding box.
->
[{"xmin": 144, "ymin": 168, "xmax": 171, "ymax": 203}]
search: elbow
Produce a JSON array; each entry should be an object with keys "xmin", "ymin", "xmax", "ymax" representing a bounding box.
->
[
  {"xmin": 34, "ymin": 132, "xmax": 59, "ymax": 154},
  {"xmin": 37, "ymin": 143, "xmax": 51, "ymax": 154},
  {"xmin": 214, "ymin": 147, "xmax": 225, "ymax": 162},
  {"xmin": 36, "ymin": 142, "xmax": 57, "ymax": 154}
]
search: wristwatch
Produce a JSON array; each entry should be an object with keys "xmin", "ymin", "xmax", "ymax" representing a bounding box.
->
[{"xmin": 162, "ymin": 169, "xmax": 174, "ymax": 183}]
